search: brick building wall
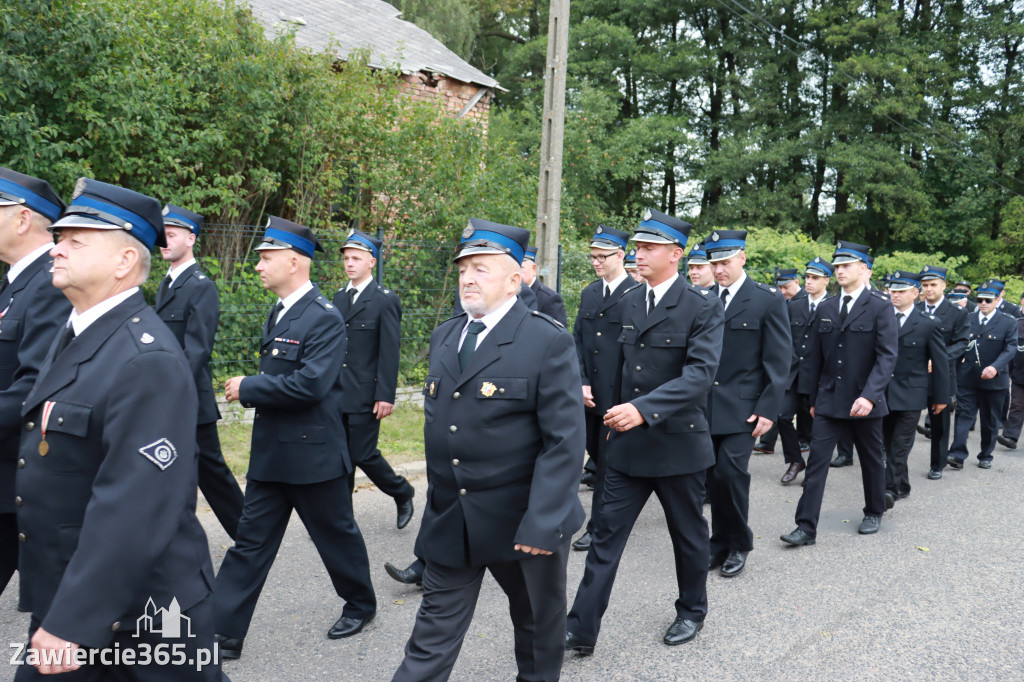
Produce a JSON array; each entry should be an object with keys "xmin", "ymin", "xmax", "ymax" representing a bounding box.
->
[{"xmin": 399, "ymin": 72, "xmax": 491, "ymax": 133}]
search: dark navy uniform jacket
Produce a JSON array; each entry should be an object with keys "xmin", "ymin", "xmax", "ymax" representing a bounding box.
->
[
  {"xmin": 16, "ymin": 293, "xmax": 213, "ymax": 649},
  {"xmin": 958, "ymin": 311, "xmax": 1017, "ymax": 391},
  {"xmin": 805, "ymin": 288, "xmax": 898, "ymax": 419},
  {"xmin": 1009, "ymin": 318, "xmax": 1024, "ymax": 385},
  {"xmin": 998, "ymin": 299, "xmax": 1023, "ymax": 320},
  {"xmin": 418, "ymin": 301, "xmax": 585, "ymax": 568},
  {"xmin": 707, "ymin": 277, "xmax": 791, "ymax": 434},
  {"xmin": 332, "ymin": 278, "xmax": 401, "ymax": 414},
  {"xmin": 0, "ymin": 251, "xmax": 71, "ymax": 515},
  {"xmin": 240, "ymin": 285, "xmax": 352, "ymax": 484},
  {"xmin": 572, "ymin": 277, "xmax": 640, "ymax": 414},
  {"xmin": 605, "ymin": 277, "xmax": 723, "ymax": 477},
  {"xmin": 791, "ymin": 292, "xmax": 834, "ymax": 395},
  {"xmin": 915, "ymin": 298, "xmax": 969, "ymax": 403},
  {"xmin": 530, "ymin": 278, "xmax": 568, "ymax": 327},
  {"xmin": 155, "ymin": 263, "xmax": 221, "ymax": 425},
  {"xmin": 886, "ymin": 308, "xmax": 949, "ymax": 411}
]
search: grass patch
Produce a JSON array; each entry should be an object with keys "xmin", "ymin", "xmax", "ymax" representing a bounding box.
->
[{"xmin": 217, "ymin": 405, "xmax": 425, "ymax": 477}]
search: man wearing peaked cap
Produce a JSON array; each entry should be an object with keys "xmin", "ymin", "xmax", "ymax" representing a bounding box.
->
[
  {"xmin": 774, "ymin": 268, "xmax": 802, "ymax": 300},
  {"xmin": 569, "ymin": 224, "xmax": 639, "ymax": 552},
  {"xmin": 332, "ymin": 229, "xmax": 415, "ymax": 530},
  {"xmin": 451, "ymin": 219, "xmax": 539, "ymax": 315},
  {"xmin": 567, "ymin": 208, "xmax": 723, "ymax": 652},
  {"xmin": 624, "ymin": 249, "xmax": 643, "ymax": 283},
  {"xmin": 155, "ymin": 204, "xmax": 244, "ymax": 541},
  {"xmin": 704, "ymin": 229, "xmax": 790, "ymax": 578},
  {"xmin": 14, "ymin": 178, "xmax": 225, "ymax": 679},
  {"xmin": 782, "ymin": 240, "xmax": 897, "ymax": 546},
  {"xmin": 776, "ymin": 258, "xmax": 834, "ymax": 485},
  {"xmin": 687, "ymin": 239, "xmax": 714, "ymax": 288},
  {"xmin": 984, "ymin": 279, "xmax": 1023, "ymax": 320},
  {"xmin": 392, "ymin": 218, "xmax": 585, "ymax": 682},
  {"xmin": 947, "ymin": 284, "xmax": 1018, "ymax": 471},
  {"xmin": 522, "ymin": 245, "xmax": 568, "ymax": 326},
  {"xmin": 916, "ymin": 265, "xmax": 970, "ymax": 479},
  {"xmin": 882, "ymin": 272, "xmax": 948, "ymax": 507},
  {"xmin": 0, "ymin": 167, "xmax": 72, "ymax": 599},
  {"xmin": 216, "ymin": 216, "xmax": 376, "ymax": 658}
]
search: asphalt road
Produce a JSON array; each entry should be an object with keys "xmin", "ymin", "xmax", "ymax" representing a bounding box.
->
[{"xmin": 4, "ymin": 421, "xmax": 1023, "ymax": 680}]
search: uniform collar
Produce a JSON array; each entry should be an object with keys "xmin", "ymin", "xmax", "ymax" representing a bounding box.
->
[
  {"xmin": 646, "ymin": 272, "xmax": 679, "ymax": 307},
  {"xmin": 68, "ymin": 287, "xmax": 139, "ymax": 336},
  {"xmin": 277, "ymin": 280, "xmax": 314, "ymax": 316},
  {"xmin": 166, "ymin": 257, "xmax": 197, "ymax": 285},
  {"xmin": 346, "ymin": 275, "xmax": 373, "ymax": 295},
  {"xmin": 6, "ymin": 242, "xmax": 53, "ymax": 284},
  {"xmin": 602, "ymin": 271, "xmax": 629, "ymax": 293}
]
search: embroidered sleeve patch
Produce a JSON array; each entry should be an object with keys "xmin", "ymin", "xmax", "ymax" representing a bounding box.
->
[{"xmin": 139, "ymin": 438, "xmax": 178, "ymax": 470}]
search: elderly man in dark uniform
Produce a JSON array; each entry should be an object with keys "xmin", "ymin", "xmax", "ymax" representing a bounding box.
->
[
  {"xmin": 570, "ymin": 225, "xmax": 638, "ymax": 552},
  {"xmin": 565, "ymin": 208, "xmax": 723, "ymax": 654},
  {"xmin": 705, "ymin": 230, "xmax": 790, "ymax": 577},
  {"xmin": 916, "ymin": 265, "xmax": 969, "ymax": 479},
  {"xmin": 777, "ymin": 258, "xmax": 834, "ymax": 484},
  {"xmin": 0, "ymin": 167, "xmax": 70, "ymax": 597},
  {"xmin": 391, "ymin": 219, "xmax": 585, "ymax": 682},
  {"xmin": 332, "ymin": 229, "xmax": 414, "ymax": 529},
  {"xmin": 947, "ymin": 284, "xmax": 1018, "ymax": 470},
  {"xmin": 521, "ymin": 245, "xmax": 568, "ymax": 326},
  {"xmin": 14, "ymin": 179, "xmax": 224, "ymax": 680},
  {"xmin": 882, "ymin": 272, "xmax": 948, "ymax": 507},
  {"xmin": 781, "ymin": 241, "xmax": 898, "ymax": 545},
  {"xmin": 155, "ymin": 204, "xmax": 244, "ymax": 539},
  {"xmin": 215, "ymin": 217, "xmax": 376, "ymax": 659}
]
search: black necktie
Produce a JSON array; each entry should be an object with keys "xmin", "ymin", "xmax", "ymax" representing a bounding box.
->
[
  {"xmin": 157, "ymin": 275, "xmax": 171, "ymax": 303},
  {"xmin": 896, "ymin": 312, "xmax": 904, "ymax": 328},
  {"xmin": 54, "ymin": 324, "xmax": 75, "ymax": 358},
  {"xmin": 459, "ymin": 321, "xmax": 486, "ymax": 371},
  {"xmin": 647, "ymin": 290, "xmax": 656, "ymax": 316},
  {"xmin": 604, "ymin": 284, "xmax": 610, "ymax": 300},
  {"xmin": 810, "ymin": 302, "xmax": 816, "ymax": 316},
  {"xmin": 840, "ymin": 295, "xmax": 852, "ymax": 322},
  {"xmin": 720, "ymin": 288, "xmax": 730, "ymax": 307},
  {"xmin": 266, "ymin": 302, "xmax": 283, "ymax": 334},
  {"xmin": 926, "ymin": 305, "xmax": 935, "ymax": 315},
  {"xmin": 981, "ymin": 315, "xmax": 988, "ymax": 328},
  {"xmin": 348, "ymin": 287, "xmax": 357, "ymax": 306}
]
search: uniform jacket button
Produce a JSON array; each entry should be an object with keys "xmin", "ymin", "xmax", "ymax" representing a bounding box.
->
[
  {"xmin": 634, "ymin": 388, "xmax": 640, "ymax": 394},
  {"xmin": 14, "ymin": 496, "xmax": 22, "ymax": 506},
  {"xmin": 449, "ymin": 425, "xmax": 457, "ymax": 433},
  {"xmin": 452, "ymin": 459, "xmax": 460, "ymax": 466},
  {"xmin": 652, "ymin": 413, "xmax": 659, "ymax": 420},
  {"xmin": 18, "ymin": 533, "xmax": 26, "ymax": 542},
  {"xmin": 342, "ymin": 363, "xmax": 347, "ymax": 368},
  {"xmin": 111, "ymin": 622, "xmax": 121, "ymax": 632},
  {"xmin": 17, "ymin": 459, "xmax": 25, "ymax": 469},
  {"xmin": 639, "ymin": 343, "xmax": 645, "ymax": 349},
  {"xmin": 499, "ymin": 388, "xmax": 505, "ymax": 394},
  {"xmin": 57, "ymin": 417, "xmax": 63, "ymax": 425},
  {"xmin": 635, "ymin": 366, "xmax": 642, "ymax": 371},
  {"xmin": 453, "ymin": 392, "xmax": 461, "ymax": 400},
  {"xmin": 459, "ymin": 488, "xmax": 467, "ymax": 496},
  {"xmin": 25, "ymin": 422, "xmax": 34, "ymax": 431},
  {"xmin": 596, "ymin": 332, "xmax": 602, "ymax": 337},
  {"xmin": 714, "ymin": 381, "xmax": 719, "ymax": 386}
]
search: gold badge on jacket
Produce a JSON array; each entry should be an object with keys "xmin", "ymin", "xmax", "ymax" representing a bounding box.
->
[{"xmin": 480, "ymin": 381, "xmax": 497, "ymax": 397}]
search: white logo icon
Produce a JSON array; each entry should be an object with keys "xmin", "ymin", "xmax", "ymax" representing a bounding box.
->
[{"xmin": 136, "ymin": 597, "xmax": 194, "ymax": 639}]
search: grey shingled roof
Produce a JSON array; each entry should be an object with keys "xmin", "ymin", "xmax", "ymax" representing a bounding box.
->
[{"xmin": 244, "ymin": 0, "xmax": 500, "ymax": 90}]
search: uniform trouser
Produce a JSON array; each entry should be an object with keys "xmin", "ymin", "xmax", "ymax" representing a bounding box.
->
[
  {"xmin": 583, "ymin": 413, "xmax": 609, "ymax": 535},
  {"xmin": 0, "ymin": 512, "xmax": 16, "ymax": 595},
  {"xmin": 883, "ymin": 409, "xmax": 921, "ymax": 498},
  {"xmin": 213, "ymin": 477, "xmax": 376, "ymax": 639},
  {"xmin": 950, "ymin": 387, "xmax": 1002, "ymax": 462},
  {"xmin": 343, "ymin": 412, "xmax": 414, "ymax": 501},
  {"xmin": 566, "ymin": 466, "xmax": 708, "ymax": 643},
  {"xmin": 1002, "ymin": 381, "xmax": 1024, "ymax": 441},
  {"xmin": 14, "ymin": 593, "xmax": 227, "ymax": 681},
  {"xmin": 708, "ymin": 433, "xmax": 754, "ymax": 556},
  {"xmin": 196, "ymin": 422, "xmax": 244, "ymax": 540},
  {"xmin": 758, "ymin": 401, "xmax": 811, "ymax": 450},
  {"xmin": 779, "ymin": 391, "xmax": 811, "ymax": 465},
  {"xmin": 929, "ymin": 405, "xmax": 952, "ymax": 471},
  {"xmin": 795, "ymin": 415, "xmax": 886, "ymax": 536},
  {"xmin": 392, "ymin": 541, "xmax": 570, "ymax": 682}
]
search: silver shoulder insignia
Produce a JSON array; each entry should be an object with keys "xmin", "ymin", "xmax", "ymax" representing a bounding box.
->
[{"xmin": 140, "ymin": 333, "xmax": 154, "ymax": 344}]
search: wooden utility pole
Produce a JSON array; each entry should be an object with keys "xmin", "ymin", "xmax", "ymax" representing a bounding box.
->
[{"xmin": 535, "ymin": 0, "xmax": 570, "ymax": 287}]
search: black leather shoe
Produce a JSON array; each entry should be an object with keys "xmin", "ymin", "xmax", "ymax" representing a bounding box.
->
[
  {"xmin": 328, "ymin": 613, "xmax": 374, "ymax": 639},
  {"xmin": 708, "ymin": 552, "xmax": 727, "ymax": 571},
  {"xmin": 998, "ymin": 436, "xmax": 1018, "ymax": 449},
  {"xmin": 858, "ymin": 515, "xmax": 881, "ymax": 534},
  {"xmin": 580, "ymin": 470, "xmax": 597, "ymax": 488},
  {"xmin": 927, "ymin": 468, "xmax": 942, "ymax": 480},
  {"xmin": 720, "ymin": 551, "xmax": 747, "ymax": 577},
  {"xmin": 884, "ymin": 492, "xmax": 895, "ymax": 510},
  {"xmin": 799, "ymin": 441, "xmax": 810, "ymax": 453},
  {"xmin": 215, "ymin": 634, "xmax": 243, "ymax": 660},
  {"xmin": 384, "ymin": 561, "xmax": 423, "ymax": 586},
  {"xmin": 978, "ymin": 459, "xmax": 993, "ymax": 469},
  {"xmin": 663, "ymin": 617, "xmax": 704, "ymax": 645},
  {"xmin": 752, "ymin": 443, "xmax": 774, "ymax": 454},
  {"xmin": 916, "ymin": 424, "xmax": 932, "ymax": 439},
  {"xmin": 780, "ymin": 528, "xmax": 815, "ymax": 546},
  {"xmin": 946, "ymin": 456, "xmax": 963, "ymax": 470},
  {"xmin": 830, "ymin": 455, "xmax": 852, "ymax": 467},
  {"xmin": 565, "ymin": 632, "xmax": 595, "ymax": 656},
  {"xmin": 572, "ymin": 531, "xmax": 592, "ymax": 551},
  {"xmin": 781, "ymin": 461, "xmax": 805, "ymax": 485},
  {"xmin": 396, "ymin": 496, "xmax": 415, "ymax": 530}
]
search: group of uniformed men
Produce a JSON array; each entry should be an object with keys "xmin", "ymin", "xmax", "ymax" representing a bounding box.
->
[{"xmin": 1, "ymin": 164, "xmax": 1021, "ymax": 681}]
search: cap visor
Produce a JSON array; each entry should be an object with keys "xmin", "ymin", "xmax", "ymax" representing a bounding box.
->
[
  {"xmin": 340, "ymin": 243, "xmax": 374, "ymax": 254},
  {"xmin": 632, "ymin": 233, "xmax": 676, "ymax": 244},
  {"xmin": 452, "ymin": 244, "xmax": 515, "ymax": 262},
  {"xmin": 831, "ymin": 255, "xmax": 862, "ymax": 265},
  {"xmin": 49, "ymin": 214, "xmax": 124, "ymax": 231},
  {"xmin": 589, "ymin": 239, "xmax": 623, "ymax": 250},
  {"xmin": 707, "ymin": 248, "xmax": 742, "ymax": 262},
  {"xmin": 254, "ymin": 242, "xmax": 290, "ymax": 252}
]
